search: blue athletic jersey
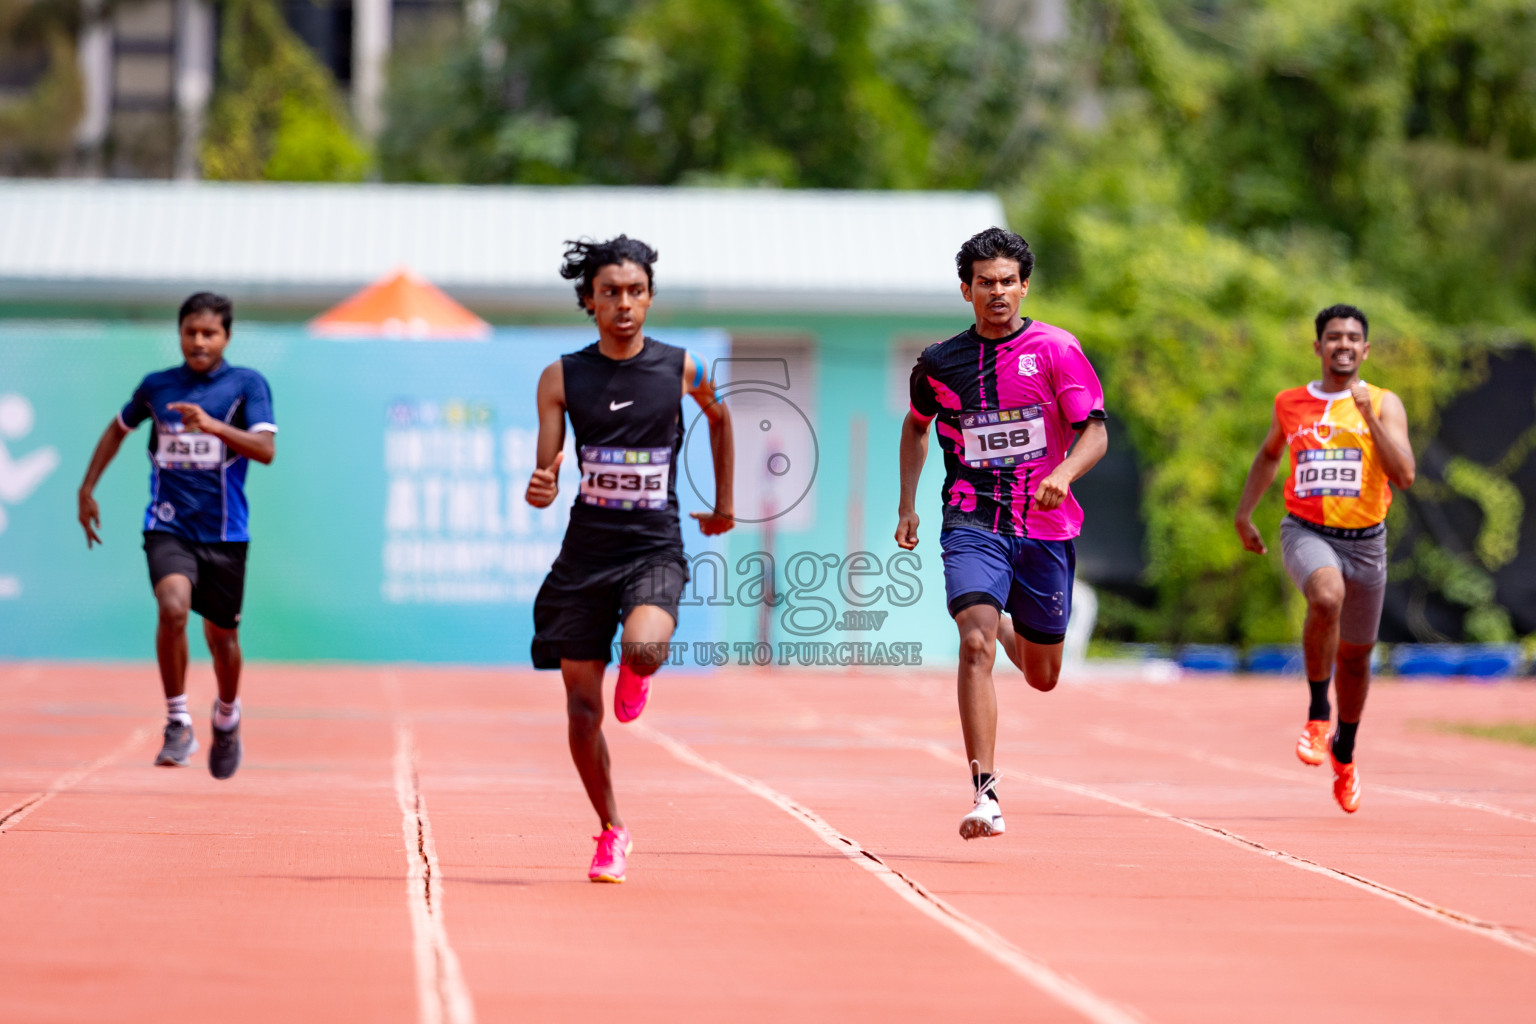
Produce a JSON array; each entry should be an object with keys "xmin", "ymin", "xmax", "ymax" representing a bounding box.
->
[{"xmin": 118, "ymin": 362, "xmax": 277, "ymax": 543}]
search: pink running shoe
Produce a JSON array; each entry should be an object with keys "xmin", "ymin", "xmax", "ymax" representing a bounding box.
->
[
  {"xmin": 614, "ymin": 665, "xmax": 652, "ymax": 723},
  {"xmin": 589, "ymin": 825, "xmax": 632, "ymax": 883}
]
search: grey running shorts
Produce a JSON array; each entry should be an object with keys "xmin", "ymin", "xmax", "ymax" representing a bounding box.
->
[{"xmin": 1279, "ymin": 515, "xmax": 1387, "ymax": 645}]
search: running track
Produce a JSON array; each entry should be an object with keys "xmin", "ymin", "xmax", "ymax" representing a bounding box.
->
[{"xmin": 3, "ymin": 664, "xmax": 1535, "ymax": 1022}]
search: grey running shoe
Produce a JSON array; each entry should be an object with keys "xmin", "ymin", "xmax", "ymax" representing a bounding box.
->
[
  {"xmin": 208, "ymin": 706, "xmax": 242, "ymax": 780},
  {"xmin": 154, "ymin": 720, "xmax": 198, "ymax": 767}
]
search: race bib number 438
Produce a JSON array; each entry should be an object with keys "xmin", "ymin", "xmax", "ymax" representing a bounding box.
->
[
  {"xmin": 155, "ymin": 431, "xmax": 224, "ymax": 470},
  {"xmin": 960, "ymin": 406, "xmax": 1047, "ymax": 468},
  {"xmin": 1294, "ymin": 448, "xmax": 1362, "ymax": 498},
  {"xmin": 579, "ymin": 446, "xmax": 671, "ymax": 510}
]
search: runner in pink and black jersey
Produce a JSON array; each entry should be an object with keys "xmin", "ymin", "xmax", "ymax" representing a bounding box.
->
[{"xmin": 895, "ymin": 227, "xmax": 1108, "ymax": 840}]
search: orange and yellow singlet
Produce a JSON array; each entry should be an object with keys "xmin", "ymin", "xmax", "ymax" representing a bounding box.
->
[{"xmin": 1275, "ymin": 382, "xmax": 1392, "ymax": 529}]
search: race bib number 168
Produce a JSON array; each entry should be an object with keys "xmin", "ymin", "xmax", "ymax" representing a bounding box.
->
[{"xmin": 960, "ymin": 406, "xmax": 1046, "ymax": 468}]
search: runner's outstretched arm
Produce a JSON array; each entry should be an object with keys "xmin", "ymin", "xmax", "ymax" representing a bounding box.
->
[
  {"xmin": 165, "ymin": 402, "xmax": 275, "ymax": 464},
  {"xmin": 77, "ymin": 418, "xmax": 130, "ymax": 547},
  {"xmin": 684, "ymin": 353, "xmax": 734, "ymax": 536},
  {"xmin": 1352, "ymin": 384, "xmax": 1415, "ymax": 489},
  {"xmin": 1235, "ymin": 409, "xmax": 1285, "ymax": 555},
  {"xmin": 895, "ymin": 412, "xmax": 930, "ymax": 550},
  {"xmin": 526, "ymin": 360, "xmax": 566, "ymax": 508},
  {"xmin": 1032, "ymin": 419, "xmax": 1107, "ymax": 511}
]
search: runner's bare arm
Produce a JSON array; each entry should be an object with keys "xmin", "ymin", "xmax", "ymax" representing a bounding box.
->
[
  {"xmin": 1234, "ymin": 409, "xmax": 1285, "ymax": 555},
  {"xmin": 895, "ymin": 412, "xmax": 930, "ymax": 550},
  {"xmin": 1353, "ymin": 384, "xmax": 1415, "ymax": 489},
  {"xmin": 165, "ymin": 402, "xmax": 275, "ymax": 464},
  {"xmin": 1032, "ymin": 418, "xmax": 1107, "ymax": 512},
  {"xmin": 526, "ymin": 360, "xmax": 566, "ymax": 508},
  {"xmin": 77, "ymin": 418, "xmax": 130, "ymax": 547},
  {"xmin": 684, "ymin": 353, "xmax": 734, "ymax": 536}
]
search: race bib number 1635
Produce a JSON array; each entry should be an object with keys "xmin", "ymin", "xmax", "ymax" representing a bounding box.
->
[{"xmin": 579, "ymin": 446, "xmax": 671, "ymax": 510}]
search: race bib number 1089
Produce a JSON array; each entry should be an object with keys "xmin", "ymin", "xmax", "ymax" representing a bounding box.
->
[
  {"xmin": 155, "ymin": 431, "xmax": 224, "ymax": 470},
  {"xmin": 1293, "ymin": 448, "xmax": 1362, "ymax": 498},
  {"xmin": 960, "ymin": 406, "xmax": 1047, "ymax": 468},
  {"xmin": 579, "ymin": 446, "xmax": 671, "ymax": 510}
]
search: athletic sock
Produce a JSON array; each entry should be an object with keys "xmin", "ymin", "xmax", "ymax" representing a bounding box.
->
[
  {"xmin": 1333, "ymin": 721, "xmax": 1359, "ymax": 764},
  {"xmin": 166, "ymin": 694, "xmax": 191, "ymax": 726},
  {"xmin": 1307, "ymin": 678, "xmax": 1331, "ymax": 722},
  {"xmin": 213, "ymin": 697, "xmax": 241, "ymax": 731},
  {"xmin": 972, "ymin": 772, "xmax": 998, "ymax": 802}
]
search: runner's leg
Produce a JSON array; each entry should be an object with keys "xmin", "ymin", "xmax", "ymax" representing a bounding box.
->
[
  {"xmin": 1333, "ymin": 641, "xmax": 1371, "ymax": 747},
  {"xmin": 995, "ymin": 614, "xmax": 1064, "ymax": 691},
  {"xmin": 1020, "ymin": 638, "xmax": 1063, "ymax": 692},
  {"xmin": 618, "ymin": 604, "xmax": 676, "ymax": 676},
  {"xmin": 154, "ymin": 575, "xmax": 193, "ymax": 700},
  {"xmin": 204, "ymin": 621, "xmax": 241, "ymax": 704},
  {"xmin": 996, "ymin": 614, "xmax": 1025, "ymax": 672},
  {"xmin": 1302, "ymin": 567, "xmax": 1345, "ymax": 685},
  {"xmin": 563, "ymin": 658, "xmax": 623, "ymax": 829},
  {"xmin": 955, "ymin": 603, "xmax": 1000, "ymax": 775}
]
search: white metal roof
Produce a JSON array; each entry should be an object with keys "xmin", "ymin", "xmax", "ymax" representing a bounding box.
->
[{"xmin": 0, "ymin": 181, "xmax": 1006, "ymax": 315}]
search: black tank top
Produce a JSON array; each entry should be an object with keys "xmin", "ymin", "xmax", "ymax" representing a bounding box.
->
[{"xmin": 560, "ymin": 337, "xmax": 686, "ymax": 561}]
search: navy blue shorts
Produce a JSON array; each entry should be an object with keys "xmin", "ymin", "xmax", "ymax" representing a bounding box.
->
[{"xmin": 940, "ymin": 527, "xmax": 1075, "ymax": 644}]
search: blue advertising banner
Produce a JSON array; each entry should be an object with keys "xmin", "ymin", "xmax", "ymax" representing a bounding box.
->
[{"xmin": 0, "ymin": 323, "xmax": 728, "ymax": 663}]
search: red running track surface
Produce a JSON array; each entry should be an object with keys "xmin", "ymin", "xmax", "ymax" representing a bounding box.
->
[{"xmin": 3, "ymin": 663, "xmax": 1535, "ymax": 1022}]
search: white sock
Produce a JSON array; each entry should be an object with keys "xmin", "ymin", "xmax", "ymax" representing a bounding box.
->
[
  {"xmin": 213, "ymin": 697, "xmax": 241, "ymax": 730},
  {"xmin": 166, "ymin": 694, "xmax": 191, "ymax": 726}
]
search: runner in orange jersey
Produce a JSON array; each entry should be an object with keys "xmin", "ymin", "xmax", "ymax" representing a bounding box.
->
[{"xmin": 1234, "ymin": 305, "xmax": 1416, "ymax": 813}]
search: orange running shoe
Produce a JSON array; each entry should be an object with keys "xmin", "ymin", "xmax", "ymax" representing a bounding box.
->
[
  {"xmin": 1296, "ymin": 720, "xmax": 1330, "ymax": 766},
  {"xmin": 1330, "ymin": 748, "xmax": 1361, "ymax": 813}
]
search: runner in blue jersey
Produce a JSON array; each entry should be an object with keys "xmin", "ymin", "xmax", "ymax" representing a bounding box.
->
[{"xmin": 77, "ymin": 293, "xmax": 277, "ymax": 779}]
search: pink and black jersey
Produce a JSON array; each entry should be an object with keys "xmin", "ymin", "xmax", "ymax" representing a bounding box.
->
[{"xmin": 909, "ymin": 319, "xmax": 1106, "ymax": 540}]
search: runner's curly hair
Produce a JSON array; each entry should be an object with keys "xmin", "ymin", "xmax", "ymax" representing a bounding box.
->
[
  {"xmin": 956, "ymin": 227, "xmax": 1034, "ymax": 284},
  {"xmin": 560, "ymin": 235, "xmax": 659, "ymax": 314},
  {"xmin": 1314, "ymin": 303, "xmax": 1369, "ymax": 340}
]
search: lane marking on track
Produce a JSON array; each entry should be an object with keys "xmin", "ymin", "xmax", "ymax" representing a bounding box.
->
[
  {"xmin": 1090, "ymin": 727, "xmax": 1536, "ymax": 826},
  {"xmin": 0, "ymin": 723, "xmax": 155, "ymax": 834},
  {"xmin": 635, "ymin": 723, "xmax": 1148, "ymax": 1024},
  {"xmin": 393, "ymin": 722, "xmax": 476, "ymax": 1024},
  {"xmin": 890, "ymin": 731, "xmax": 1536, "ymax": 959}
]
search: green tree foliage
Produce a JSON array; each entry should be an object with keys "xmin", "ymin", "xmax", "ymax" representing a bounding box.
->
[
  {"xmin": 1035, "ymin": 0, "xmax": 1536, "ymax": 643},
  {"xmin": 372, "ymin": 0, "xmax": 1536, "ymax": 643},
  {"xmin": 380, "ymin": 0, "xmax": 1036, "ymax": 187},
  {"xmin": 1019, "ymin": 116, "xmax": 1453, "ymax": 642},
  {"xmin": 1085, "ymin": 0, "xmax": 1536, "ymax": 329},
  {"xmin": 0, "ymin": 0, "xmax": 83, "ymax": 173},
  {"xmin": 201, "ymin": 0, "xmax": 369, "ymax": 181}
]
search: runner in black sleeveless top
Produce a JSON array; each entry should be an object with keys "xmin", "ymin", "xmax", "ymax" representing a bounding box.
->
[{"xmin": 525, "ymin": 236, "xmax": 734, "ymax": 883}]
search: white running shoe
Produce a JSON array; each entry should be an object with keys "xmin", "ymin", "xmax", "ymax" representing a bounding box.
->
[{"xmin": 959, "ymin": 760, "xmax": 1006, "ymax": 840}]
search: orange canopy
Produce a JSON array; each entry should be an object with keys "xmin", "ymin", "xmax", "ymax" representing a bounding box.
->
[{"xmin": 309, "ymin": 268, "xmax": 490, "ymax": 340}]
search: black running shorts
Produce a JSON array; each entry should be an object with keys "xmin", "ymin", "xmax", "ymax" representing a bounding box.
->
[
  {"xmin": 143, "ymin": 531, "xmax": 249, "ymax": 630},
  {"xmin": 531, "ymin": 551, "xmax": 689, "ymax": 669}
]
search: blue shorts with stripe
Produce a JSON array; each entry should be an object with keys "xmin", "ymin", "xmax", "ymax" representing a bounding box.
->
[{"xmin": 940, "ymin": 527, "xmax": 1075, "ymax": 644}]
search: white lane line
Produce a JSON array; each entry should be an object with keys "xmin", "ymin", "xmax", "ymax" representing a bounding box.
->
[
  {"xmin": 1091, "ymin": 727, "xmax": 1536, "ymax": 826},
  {"xmin": 891, "ymin": 731, "xmax": 1536, "ymax": 959},
  {"xmin": 393, "ymin": 722, "xmax": 476, "ymax": 1024},
  {"xmin": 635, "ymin": 723, "xmax": 1148, "ymax": 1024},
  {"xmin": 0, "ymin": 723, "xmax": 155, "ymax": 833}
]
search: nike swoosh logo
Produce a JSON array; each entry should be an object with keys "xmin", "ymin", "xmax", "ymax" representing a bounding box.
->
[{"xmin": 609, "ymin": 400, "xmax": 634, "ymax": 411}]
